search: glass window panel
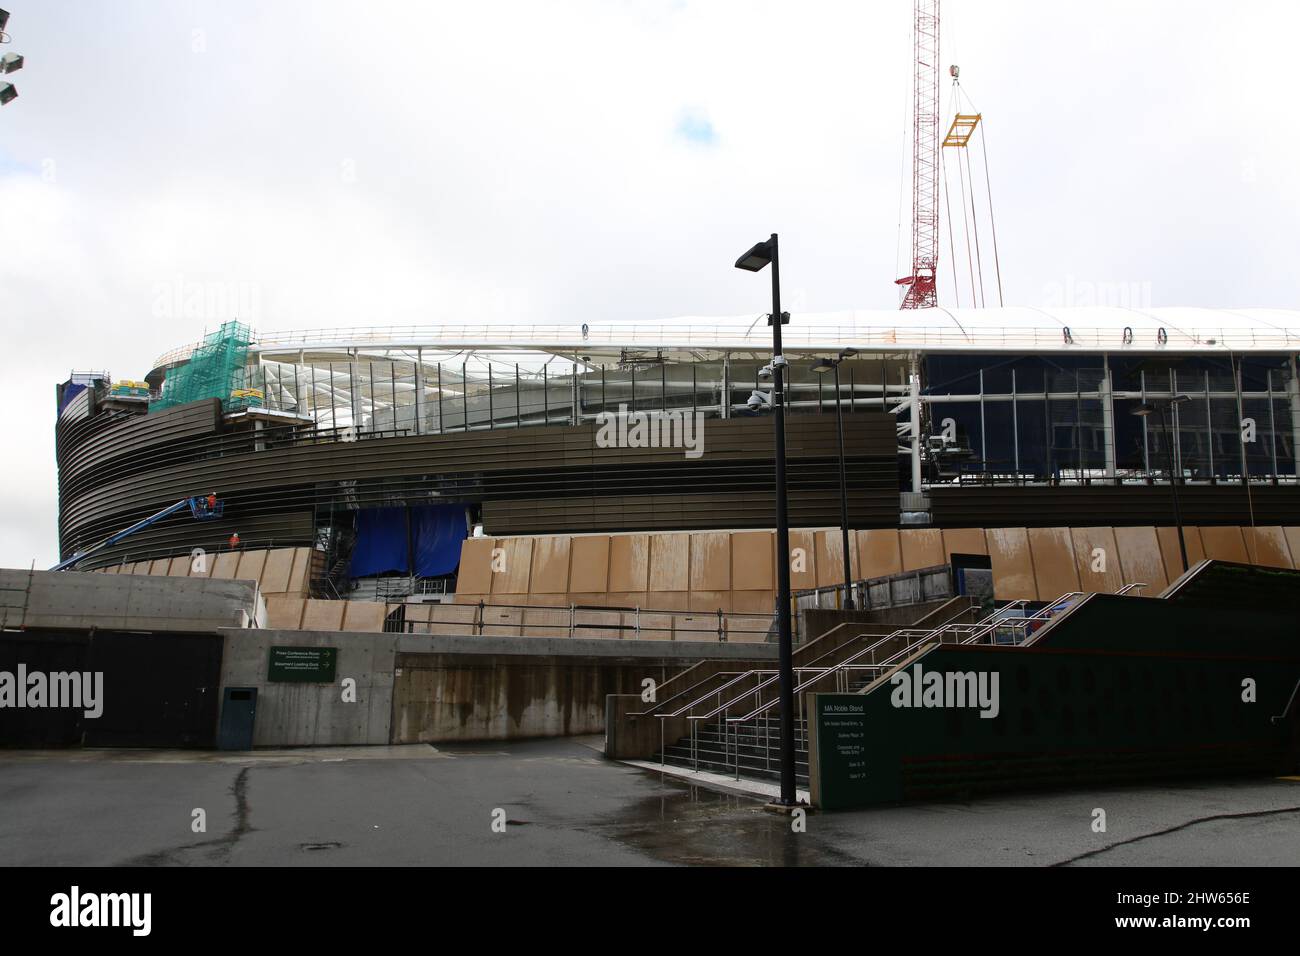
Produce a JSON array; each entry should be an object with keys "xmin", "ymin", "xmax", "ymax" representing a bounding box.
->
[{"xmin": 1014, "ymin": 399, "xmax": 1048, "ymax": 479}]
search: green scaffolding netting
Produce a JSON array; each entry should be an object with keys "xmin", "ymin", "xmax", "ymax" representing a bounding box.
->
[{"xmin": 150, "ymin": 320, "xmax": 255, "ymax": 413}]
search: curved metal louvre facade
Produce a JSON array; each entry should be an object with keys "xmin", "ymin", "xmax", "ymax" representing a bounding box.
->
[{"xmin": 56, "ymin": 399, "xmax": 901, "ymax": 568}]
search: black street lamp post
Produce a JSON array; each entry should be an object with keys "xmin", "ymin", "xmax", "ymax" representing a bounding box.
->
[
  {"xmin": 734, "ymin": 233, "xmax": 797, "ymax": 807},
  {"xmin": 812, "ymin": 351, "xmax": 858, "ymax": 610},
  {"xmin": 1132, "ymin": 395, "xmax": 1191, "ymax": 574}
]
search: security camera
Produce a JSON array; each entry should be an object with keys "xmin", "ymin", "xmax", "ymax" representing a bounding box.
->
[
  {"xmin": 747, "ymin": 389, "xmax": 771, "ymax": 411},
  {"xmin": 771, "ymin": 354, "xmax": 788, "ymax": 370},
  {"xmin": 758, "ymin": 364, "xmax": 773, "ymax": 380}
]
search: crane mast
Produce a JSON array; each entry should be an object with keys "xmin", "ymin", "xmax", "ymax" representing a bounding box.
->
[{"xmin": 900, "ymin": 0, "xmax": 940, "ymax": 309}]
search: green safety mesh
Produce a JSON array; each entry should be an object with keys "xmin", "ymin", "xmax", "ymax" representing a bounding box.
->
[{"xmin": 150, "ymin": 321, "xmax": 255, "ymax": 413}]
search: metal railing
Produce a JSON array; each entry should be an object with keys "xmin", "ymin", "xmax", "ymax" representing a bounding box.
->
[{"xmin": 394, "ymin": 601, "xmax": 773, "ymax": 642}]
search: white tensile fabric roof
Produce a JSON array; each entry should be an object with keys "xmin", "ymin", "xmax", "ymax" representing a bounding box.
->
[{"xmin": 153, "ymin": 307, "xmax": 1300, "ymax": 370}]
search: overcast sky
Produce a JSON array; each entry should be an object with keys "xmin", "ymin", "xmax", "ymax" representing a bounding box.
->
[{"xmin": 2, "ymin": 0, "xmax": 1298, "ymax": 568}]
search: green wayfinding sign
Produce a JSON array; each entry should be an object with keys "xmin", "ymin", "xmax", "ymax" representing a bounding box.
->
[
  {"xmin": 807, "ymin": 694, "xmax": 872, "ymax": 811},
  {"xmin": 267, "ymin": 646, "xmax": 338, "ymax": 683}
]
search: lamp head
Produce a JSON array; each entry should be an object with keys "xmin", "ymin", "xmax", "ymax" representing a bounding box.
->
[{"xmin": 734, "ymin": 238, "xmax": 774, "ymax": 272}]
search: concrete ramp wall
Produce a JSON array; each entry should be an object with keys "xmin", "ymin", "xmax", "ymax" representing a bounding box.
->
[{"xmin": 1, "ymin": 568, "xmax": 265, "ymax": 633}]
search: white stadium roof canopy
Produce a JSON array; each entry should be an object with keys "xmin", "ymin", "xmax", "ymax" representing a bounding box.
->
[{"xmin": 153, "ymin": 307, "xmax": 1300, "ymax": 370}]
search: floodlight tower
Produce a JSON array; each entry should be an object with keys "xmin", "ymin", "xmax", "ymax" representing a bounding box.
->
[{"xmin": 898, "ymin": 0, "xmax": 940, "ymax": 309}]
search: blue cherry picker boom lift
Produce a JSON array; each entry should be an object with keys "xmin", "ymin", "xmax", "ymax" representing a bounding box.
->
[{"xmin": 50, "ymin": 493, "xmax": 225, "ymax": 571}]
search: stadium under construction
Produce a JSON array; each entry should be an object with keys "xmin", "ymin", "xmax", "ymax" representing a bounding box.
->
[{"xmin": 19, "ymin": 307, "xmax": 1298, "ymax": 807}]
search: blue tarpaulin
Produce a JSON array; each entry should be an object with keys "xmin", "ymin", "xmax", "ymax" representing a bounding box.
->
[
  {"xmin": 412, "ymin": 504, "xmax": 468, "ymax": 577},
  {"xmin": 348, "ymin": 505, "xmax": 467, "ymax": 579},
  {"xmin": 348, "ymin": 507, "xmax": 409, "ymax": 577}
]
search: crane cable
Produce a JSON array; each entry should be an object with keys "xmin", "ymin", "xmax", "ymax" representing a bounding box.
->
[
  {"xmin": 956, "ymin": 80, "xmax": 1005, "ymax": 307},
  {"xmin": 940, "ymin": 83, "xmax": 961, "ymax": 308},
  {"xmin": 979, "ymin": 119, "xmax": 1005, "ymax": 307},
  {"xmin": 941, "ymin": 149, "xmax": 961, "ymax": 307},
  {"xmin": 964, "ymin": 141, "xmax": 987, "ymax": 307},
  {"xmin": 954, "ymin": 123, "xmax": 978, "ymax": 307}
]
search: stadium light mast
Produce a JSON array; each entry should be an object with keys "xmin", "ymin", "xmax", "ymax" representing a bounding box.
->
[
  {"xmin": 734, "ymin": 233, "xmax": 798, "ymax": 809},
  {"xmin": 1133, "ymin": 395, "xmax": 1192, "ymax": 575}
]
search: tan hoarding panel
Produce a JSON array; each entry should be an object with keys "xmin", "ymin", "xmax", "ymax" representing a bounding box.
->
[
  {"xmin": 1070, "ymin": 527, "xmax": 1124, "ymax": 594},
  {"xmin": 402, "ymin": 603, "xmax": 433, "ymax": 633},
  {"xmin": 609, "ymin": 534, "xmax": 649, "ymax": 592},
  {"xmin": 489, "ymin": 538, "xmax": 533, "ymax": 594},
  {"xmin": 530, "ymin": 536, "xmax": 572, "ymax": 594},
  {"xmin": 731, "ymin": 591, "xmax": 776, "ymax": 613},
  {"xmin": 1156, "ymin": 526, "xmax": 1205, "ymax": 578},
  {"xmin": 478, "ymin": 608, "xmax": 522, "ymax": 639},
  {"xmin": 690, "ymin": 532, "xmax": 732, "ymax": 592},
  {"xmin": 189, "ymin": 549, "xmax": 215, "ymax": 579},
  {"xmin": 569, "ymin": 535, "xmax": 610, "ymax": 593},
  {"xmin": 1198, "ymin": 525, "xmax": 1248, "ymax": 564},
  {"xmin": 211, "ymin": 551, "xmax": 241, "ymax": 580},
  {"xmin": 480, "ymin": 604, "xmax": 523, "ymax": 636},
  {"xmin": 521, "ymin": 607, "xmax": 570, "ymax": 637},
  {"xmin": 900, "ymin": 528, "xmax": 944, "ymax": 572},
  {"xmin": 687, "ymin": 591, "xmax": 731, "ymax": 613},
  {"xmin": 301, "ymin": 599, "xmax": 346, "ymax": 631},
  {"xmin": 814, "ymin": 530, "xmax": 853, "ymax": 588},
  {"xmin": 456, "ymin": 538, "xmax": 497, "ymax": 595},
  {"xmin": 1113, "ymin": 526, "xmax": 1169, "ymax": 594},
  {"xmin": 287, "ymin": 547, "xmax": 314, "ymax": 595},
  {"xmin": 787, "ymin": 530, "xmax": 818, "ymax": 591},
  {"xmin": 260, "ymin": 547, "xmax": 296, "ymax": 594},
  {"xmin": 724, "ymin": 616, "xmax": 771, "ymax": 643},
  {"xmin": 575, "ymin": 609, "xmax": 622, "ymax": 639},
  {"xmin": 650, "ymin": 533, "xmax": 690, "ymax": 593},
  {"xmin": 342, "ymin": 601, "xmax": 387, "ymax": 633},
  {"xmin": 941, "ymin": 528, "xmax": 988, "ymax": 558},
  {"xmin": 627, "ymin": 611, "xmax": 674, "ymax": 641},
  {"xmin": 1284, "ymin": 528, "xmax": 1300, "ymax": 568},
  {"xmin": 986, "ymin": 528, "xmax": 1037, "ymax": 601},
  {"xmin": 148, "ymin": 558, "xmax": 171, "ymax": 576},
  {"xmin": 676, "ymin": 612, "xmax": 723, "ymax": 641},
  {"xmin": 426, "ymin": 604, "xmax": 479, "ymax": 636},
  {"xmin": 856, "ymin": 530, "xmax": 903, "ymax": 581},
  {"xmin": 649, "ymin": 591, "xmax": 690, "ymax": 612},
  {"xmin": 166, "ymin": 556, "xmax": 192, "ymax": 577},
  {"xmin": 265, "ymin": 596, "xmax": 306, "ymax": 630},
  {"xmin": 235, "ymin": 549, "xmax": 267, "ymax": 585},
  {"xmin": 730, "ymin": 531, "xmax": 774, "ymax": 591},
  {"xmin": 604, "ymin": 592, "xmax": 649, "ymax": 609},
  {"xmin": 1028, "ymin": 527, "xmax": 1081, "ymax": 601},
  {"xmin": 1243, "ymin": 526, "xmax": 1294, "ymax": 568}
]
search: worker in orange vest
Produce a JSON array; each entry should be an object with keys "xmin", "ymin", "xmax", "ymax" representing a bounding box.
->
[
  {"xmin": 228, "ymin": 532, "xmax": 240, "ymax": 549},
  {"xmin": 207, "ymin": 492, "xmax": 217, "ymax": 511}
]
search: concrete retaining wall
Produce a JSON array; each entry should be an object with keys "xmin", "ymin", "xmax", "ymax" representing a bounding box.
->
[
  {"xmin": 219, "ymin": 628, "xmax": 397, "ymax": 746},
  {"xmin": 390, "ymin": 635, "xmax": 775, "ymax": 744},
  {"xmin": 2, "ymin": 569, "xmax": 265, "ymax": 633},
  {"xmin": 217, "ymin": 629, "xmax": 772, "ymax": 748}
]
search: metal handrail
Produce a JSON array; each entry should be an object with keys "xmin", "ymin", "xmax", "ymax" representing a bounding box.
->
[
  {"xmin": 1116, "ymin": 582, "xmax": 1149, "ymax": 595},
  {"xmin": 652, "ymin": 671, "xmax": 760, "ymax": 721},
  {"xmin": 629, "ymin": 669, "xmax": 747, "ymax": 719},
  {"xmin": 721, "ymin": 594, "xmax": 1087, "ymax": 725}
]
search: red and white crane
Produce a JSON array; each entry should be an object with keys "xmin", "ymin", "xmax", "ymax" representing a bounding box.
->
[{"xmin": 898, "ymin": 0, "xmax": 941, "ymax": 309}]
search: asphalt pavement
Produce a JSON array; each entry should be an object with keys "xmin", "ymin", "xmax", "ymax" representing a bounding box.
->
[{"xmin": 1, "ymin": 738, "xmax": 1297, "ymax": 866}]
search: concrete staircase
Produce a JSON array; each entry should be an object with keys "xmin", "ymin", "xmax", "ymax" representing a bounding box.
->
[{"xmin": 654, "ymin": 715, "xmax": 811, "ymax": 787}]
